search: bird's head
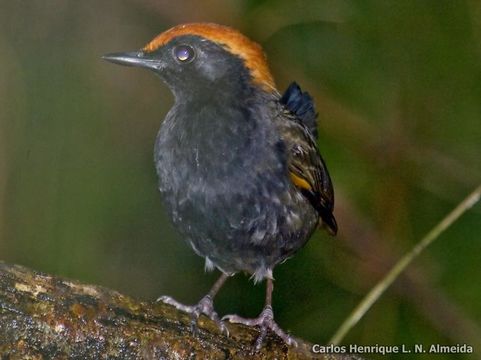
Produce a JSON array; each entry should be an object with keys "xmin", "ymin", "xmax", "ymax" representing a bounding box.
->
[{"xmin": 103, "ymin": 23, "xmax": 276, "ymax": 99}]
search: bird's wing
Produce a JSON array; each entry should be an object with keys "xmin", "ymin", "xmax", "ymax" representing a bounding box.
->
[{"xmin": 277, "ymin": 85, "xmax": 337, "ymax": 235}]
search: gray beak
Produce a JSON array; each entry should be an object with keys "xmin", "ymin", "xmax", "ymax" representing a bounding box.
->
[{"xmin": 102, "ymin": 51, "xmax": 163, "ymax": 71}]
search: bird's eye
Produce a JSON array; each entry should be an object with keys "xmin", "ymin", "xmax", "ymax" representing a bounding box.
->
[{"xmin": 173, "ymin": 45, "xmax": 195, "ymax": 63}]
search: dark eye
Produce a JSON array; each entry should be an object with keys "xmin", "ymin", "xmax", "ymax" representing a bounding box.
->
[{"xmin": 173, "ymin": 45, "xmax": 195, "ymax": 63}]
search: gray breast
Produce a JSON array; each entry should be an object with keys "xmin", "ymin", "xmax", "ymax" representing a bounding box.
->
[{"xmin": 154, "ymin": 102, "xmax": 318, "ymax": 276}]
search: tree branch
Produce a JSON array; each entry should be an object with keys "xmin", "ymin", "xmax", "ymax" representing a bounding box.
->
[{"xmin": 0, "ymin": 262, "xmax": 360, "ymax": 359}]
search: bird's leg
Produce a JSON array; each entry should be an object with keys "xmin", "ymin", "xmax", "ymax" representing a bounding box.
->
[
  {"xmin": 158, "ymin": 272, "xmax": 229, "ymax": 334},
  {"xmin": 223, "ymin": 278, "xmax": 297, "ymax": 349}
]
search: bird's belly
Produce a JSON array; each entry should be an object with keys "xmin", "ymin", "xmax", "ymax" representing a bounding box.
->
[{"xmin": 158, "ymin": 165, "xmax": 318, "ymax": 276}]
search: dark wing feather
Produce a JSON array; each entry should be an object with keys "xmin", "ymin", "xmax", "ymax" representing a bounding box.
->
[
  {"xmin": 280, "ymin": 82, "xmax": 318, "ymax": 138},
  {"xmin": 277, "ymin": 83, "xmax": 337, "ymax": 235}
]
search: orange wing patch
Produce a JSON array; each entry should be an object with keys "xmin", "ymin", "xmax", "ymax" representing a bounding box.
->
[
  {"xmin": 289, "ymin": 172, "xmax": 312, "ymax": 191},
  {"xmin": 143, "ymin": 23, "xmax": 276, "ymax": 91}
]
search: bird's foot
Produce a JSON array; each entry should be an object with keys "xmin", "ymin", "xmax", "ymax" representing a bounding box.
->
[
  {"xmin": 223, "ymin": 305, "xmax": 297, "ymax": 349},
  {"xmin": 157, "ymin": 295, "xmax": 228, "ymax": 335}
]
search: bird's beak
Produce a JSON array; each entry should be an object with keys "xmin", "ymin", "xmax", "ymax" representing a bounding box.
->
[{"xmin": 102, "ymin": 51, "xmax": 164, "ymax": 71}]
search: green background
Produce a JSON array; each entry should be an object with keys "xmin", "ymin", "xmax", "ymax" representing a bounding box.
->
[{"xmin": 1, "ymin": 1, "xmax": 480, "ymax": 359}]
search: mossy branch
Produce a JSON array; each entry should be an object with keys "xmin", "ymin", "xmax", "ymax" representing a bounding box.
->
[{"xmin": 0, "ymin": 262, "xmax": 361, "ymax": 359}]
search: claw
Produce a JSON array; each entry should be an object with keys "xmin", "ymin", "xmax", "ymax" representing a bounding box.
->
[
  {"xmin": 223, "ymin": 305, "xmax": 297, "ymax": 349},
  {"xmin": 157, "ymin": 295, "xmax": 228, "ymax": 335}
]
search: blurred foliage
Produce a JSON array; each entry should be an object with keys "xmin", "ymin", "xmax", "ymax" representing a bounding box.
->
[{"xmin": 0, "ymin": 1, "xmax": 480, "ymax": 359}]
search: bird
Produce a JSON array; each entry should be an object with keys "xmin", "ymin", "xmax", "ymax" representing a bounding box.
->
[{"xmin": 103, "ymin": 22, "xmax": 337, "ymax": 348}]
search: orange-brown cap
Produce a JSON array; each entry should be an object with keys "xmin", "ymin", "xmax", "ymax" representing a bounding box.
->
[{"xmin": 143, "ymin": 23, "xmax": 276, "ymax": 91}]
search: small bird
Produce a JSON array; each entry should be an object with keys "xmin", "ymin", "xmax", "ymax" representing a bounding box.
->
[{"xmin": 103, "ymin": 23, "xmax": 337, "ymax": 348}]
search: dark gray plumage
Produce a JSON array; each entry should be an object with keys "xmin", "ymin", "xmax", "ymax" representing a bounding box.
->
[
  {"xmin": 102, "ymin": 22, "xmax": 337, "ymax": 348},
  {"xmin": 154, "ymin": 85, "xmax": 321, "ymax": 281}
]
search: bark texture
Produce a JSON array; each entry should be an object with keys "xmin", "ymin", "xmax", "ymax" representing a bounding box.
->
[{"xmin": 0, "ymin": 262, "xmax": 361, "ymax": 359}]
